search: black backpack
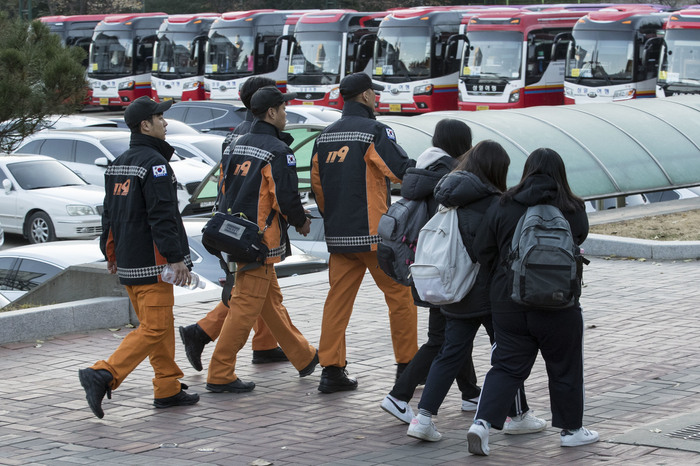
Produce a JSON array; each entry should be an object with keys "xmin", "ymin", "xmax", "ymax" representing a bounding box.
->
[
  {"xmin": 376, "ymin": 197, "xmax": 430, "ymax": 286},
  {"xmin": 508, "ymin": 204, "xmax": 587, "ymax": 308}
]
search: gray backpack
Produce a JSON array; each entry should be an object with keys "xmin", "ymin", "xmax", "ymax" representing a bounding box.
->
[
  {"xmin": 377, "ymin": 198, "xmax": 430, "ymax": 286},
  {"xmin": 509, "ymin": 204, "xmax": 582, "ymax": 308}
]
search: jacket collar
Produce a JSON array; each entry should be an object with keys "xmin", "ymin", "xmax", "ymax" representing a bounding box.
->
[
  {"xmin": 250, "ymin": 119, "xmax": 294, "ymax": 146},
  {"xmin": 129, "ymin": 133, "xmax": 175, "ymax": 161},
  {"xmin": 342, "ymin": 101, "xmax": 376, "ymax": 120}
]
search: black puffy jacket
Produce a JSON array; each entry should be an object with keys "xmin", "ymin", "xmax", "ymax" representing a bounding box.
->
[{"xmin": 433, "ymin": 170, "xmax": 502, "ymax": 319}]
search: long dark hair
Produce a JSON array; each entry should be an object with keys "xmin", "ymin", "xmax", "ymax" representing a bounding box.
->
[
  {"xmin": 455, "ymin": 140, "xmax": 510, "ymax": 192},
  {"xmin": 432, "ymin": 119, "xmax": 473, "ymax": 159},
  {"xmin": 504, "ymin": 147, "xmax": 584, "ymax": 211}
]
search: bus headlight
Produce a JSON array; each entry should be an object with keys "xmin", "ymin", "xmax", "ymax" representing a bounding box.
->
[
  {"xmin": 613, "ymin": 88, "xmax": 635, "ymax": 99},
  {"xmin": 330, "ymin": 87, "xmax": 340, "ymax": 99},
  {"xmin": 413, "ymin": 84, "xmax": 433, "ymax": 96},
  {"xmin": 119, "ymin": 81, "xmax": 135, "ymax": 90},
  {"xmin": 508, "ymin": 89, "xmax": 520, "ymax": 103},
  {"xmin": 565, "ymin": 87, "xmax": 573, "ymax": 96},
  {"xmin": 183, "ymin": 81, "xmax": 200, "ymax": 90}
]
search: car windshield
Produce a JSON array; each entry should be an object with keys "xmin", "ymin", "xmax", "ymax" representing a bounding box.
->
[{"xmin": 8, "ymin": 160, "xmax": 87, "ymax": 189}]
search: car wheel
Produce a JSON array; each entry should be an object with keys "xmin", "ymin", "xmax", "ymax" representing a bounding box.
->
[{"xmin": 26, "ymin": 212, "xmax": 56, "ymax": 244}]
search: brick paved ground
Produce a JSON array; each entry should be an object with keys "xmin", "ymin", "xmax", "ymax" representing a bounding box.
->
[{"xmin": 1, "ymin": 256, "xmax": 700, "ymax": 465}]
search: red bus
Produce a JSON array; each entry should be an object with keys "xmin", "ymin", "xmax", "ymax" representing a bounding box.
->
[
  {"xmin": 40, "ymin": 15, "xmax": 107, "ymax": 51},
  {"xmin": 151, "ymin": 14, "xmax": 220, "ymax": 102},
  {"xmin": 287, "ymin": 10, "xmax": 385, "ymax": 109},
  {"xmin": 204, "ymin": 10, "xmax": 313, "ymax": 101},
  {"xmin": 657, "ymin": 8, "xmax": 700, "ymax": 97},
  {"xmin": 458, "ymin": 8, "xmax": 598, "ymax": 111},
  {"xmin": 87, "ymin": 13, "xmax": 168, "ymax": 110}
]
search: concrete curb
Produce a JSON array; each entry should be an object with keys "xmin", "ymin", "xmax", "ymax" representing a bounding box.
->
[
  {"xmin": 582, "ymin": 234, "xmax": 700, "ymax": 260},
  {"xmin": 0, "ymin": 296, "xmax": 132, "ymax": 344}
]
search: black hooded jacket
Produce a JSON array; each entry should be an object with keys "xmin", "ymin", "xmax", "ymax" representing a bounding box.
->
[
  {"xmin": 433, "ymin": 170, "xmax": 502, "ymax": 319},
  {"xmin": 473, "ymin": 173, "xmax": 589, "ymax": 312}
]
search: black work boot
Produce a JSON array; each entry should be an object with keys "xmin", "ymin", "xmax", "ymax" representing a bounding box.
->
[
  {"xmin": 318, "ymin": 366, "xmax": 358, "ymax": 393},
  {"xmin": 154, "ymin": 383, "xmax": 200, "ymax": 408},
  {"xmin": 179, "ymin": 324, "xmax": 211, "ymax": 372},
  {"xmin": 78, "ymin": 368, "xmax": 113, "ymax": 419},
  {"xmin": 252, "ymin": 346, "xmax": 289, "ymax": 364}
]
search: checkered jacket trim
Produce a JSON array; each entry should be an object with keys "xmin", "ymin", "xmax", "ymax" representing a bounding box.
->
[
  {"xmin": 233, "ymin": 144, "xmax": 275, "ymax": 163},
  {"xmin": 117, "ymin": 255, "xmax": 193, "ymax": 279},
  {"xmin": 268, "ymin": 244, "xmax": 286, "ymax": 258},
  {"xmin": 105, "ymin": 165, "xmax": 148, "ymax": 179},
  {"xmin": 325, "ymin": 235, "xmax": 381, "ymax": 247},
  {"xmin": 317, "ymin": 131, "xmax": 374, "ymax": 144}
]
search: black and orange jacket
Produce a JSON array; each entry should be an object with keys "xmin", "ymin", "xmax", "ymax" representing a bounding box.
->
[
  {"xmin": 310, "ymin": 101, "xmax": 415, "ymax": 254},
  {"xmin": 99, "ymin": 133, "xmax": 191, "ymax": 285},
  {"xmin": 220, "ymin": 119, "xmax": 307, "ymax": 264}
]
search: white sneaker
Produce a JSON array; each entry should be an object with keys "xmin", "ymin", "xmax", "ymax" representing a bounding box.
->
[
  {"xmin": 503, "ymin": 410, "xmax": 547, "ymax": 435},
  {"xmin": 467, "ymin": 420, "xmax": 490, "ymax": 456},
  {"xmin": 560, "ymin": 427, "xmax": 599, "ymax": 447},
  {"xmin": 407, "ymin": 414, "xmax": 442, "ymax": 442},
  {"xmin": 380, "ymin": 395, "xmax": 414, "ymax": 424},
  {"xmin": 461, "ymin": 396, "xmax": 479, "ymax": 412}
]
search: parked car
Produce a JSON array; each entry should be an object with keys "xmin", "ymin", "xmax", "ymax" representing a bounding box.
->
[
  {"xmin": 0, "ymin": 239, "xmax": 216, "ymax": 303},
  {"xmin": 167, "ymin": 133, "xmax": 225, "ymax": 166},
  {"xmin": 14, "ymin": 129, "xmax": 211, "ymax": 212},
  {"xmin": 286, "ymin": 204, "xmax": 328, "ymax": 261},
  {"xmin": 109, "ymin": 117, "xmax": 201, "ymax": 136},
  {"xmin": 284, "ymin": 105, "xmax": 343, "ymax": 125},
  {"xmin": 183, "ymin": 218, "xmax": 327, "ymax": 284},
  {"xmin": 0, "ymin": 155, "xmax": 103, "ymax": 243}
]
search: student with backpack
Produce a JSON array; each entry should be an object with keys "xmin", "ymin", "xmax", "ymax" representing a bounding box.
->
[
  {"xmin": 406, "ymin": 141, "xmax": 545, "ymax": 442},
  {"xmin": 467, "ymin": 148, "xmax": 595, "ymax": 456},
  {"xmin": 379, "ymin": 119, "xmax": 479, "ymax": 424}
]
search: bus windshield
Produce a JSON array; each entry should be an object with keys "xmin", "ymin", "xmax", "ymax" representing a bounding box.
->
[
  {"xmin": 565, "ymin": 30, "xmax": 635, "ymax": 83},
  {"xmin": 461, "ymin": 31, "xmax": 523, "ymax": 82},
  {"xmin": 206, "ymin": 29, "xmax": 255, "ymax": 77},
  {"xmin": 89, "ymin": 31, "xmax": 133, "ymax": 75},
  {"xmin": 659, "ymin": 29, "xmax": 700, "ymax": 84},
  {"xmin": 373, "ymin": 26, "xmax": 431, "ymax": 82},
  {"xmin": 154, "ymin": 33, "xmax": 199, "ymax": 76},
  {"xmin": 288, "ymin": 31, "xmax": 342, "ymax": 85}
]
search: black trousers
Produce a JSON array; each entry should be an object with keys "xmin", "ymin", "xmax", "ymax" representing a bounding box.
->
[
  {"xmin": 475, "ymin": 305, "xmax": 585, "ymax": 430},
  {"xmin": 417, "ymin": 314, "xmax": 528, "ymax": 417},
  {"xmin": 390, "ymin": 308, "xmax": 473, "ymax": 402}
]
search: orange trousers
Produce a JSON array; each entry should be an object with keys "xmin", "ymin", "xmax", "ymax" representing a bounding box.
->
[
  {"xmin": 318, "ymin": 251, "xmax": 418, "ymax": 368},
  {"xmin": 92, "ymin": 282, "xmax": 183, "ymax": 399},
  {"xmin": 207, "ymin": 263, "xmax": 316, "ymax": 385},
  {"xmin": 197, "ymin": 295, "xmax": 277, "ymax": 351}
]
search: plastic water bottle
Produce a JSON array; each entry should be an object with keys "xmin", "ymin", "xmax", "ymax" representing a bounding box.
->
[{"xmin": 161, "ymin": 264, "xmax": 205, "ymax": 289}]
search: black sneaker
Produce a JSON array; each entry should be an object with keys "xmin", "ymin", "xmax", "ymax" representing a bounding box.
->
[
  {"xmin": 179, "ymin": 324, "xmax": 211, "ymax": 372},
  {"xmin": 298, "ymin": 350, "xmax": 319, "ymax": 377},
  {"xmin": 154, "ymin": 387, "xmax": 200, "ymax": 408},
  {"xmin": 252, "ymin": 346, "xmax": 288, "ymax": 364},
  {"xmin": 318, "ymin": 366, "xmax": 358, "ymax": 393},
  {"xmin": 78, "ymin": 368, "xmax": 113, "ymax": 419},
  {"xmin": 206, "ymin": 378, "xmax": 256, "ymax": 393}
]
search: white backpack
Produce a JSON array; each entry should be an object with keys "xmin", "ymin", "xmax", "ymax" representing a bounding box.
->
[{"xmin": 410, "ymin": 205, "xmax": 480, "ymax": 305}]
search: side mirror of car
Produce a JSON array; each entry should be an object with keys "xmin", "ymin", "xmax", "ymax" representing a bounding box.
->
[
  {"xmin": 94, "ymin": 157, "xmax": 109, "ymax": 168},
  {"xmin": 2, "ymin": 179, "xmax": 11, "ymax": 194}
]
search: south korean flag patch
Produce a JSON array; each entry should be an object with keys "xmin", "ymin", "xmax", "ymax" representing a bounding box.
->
[
  {"xmin": 286, "ymin": 154, "xmax": 297, "ymax": 167},
  {"xmin": 152, "ymin": 164, "xmax": 168, "ymax": 177},
  {"xmin": 385, "ymin": 127, "xmax": 396, "ymax": 142}
]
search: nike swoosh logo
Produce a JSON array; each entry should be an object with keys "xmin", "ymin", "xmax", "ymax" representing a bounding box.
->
[{"xmin": 388, "ymin": 398, "xmax": 406, "ymax": 414}]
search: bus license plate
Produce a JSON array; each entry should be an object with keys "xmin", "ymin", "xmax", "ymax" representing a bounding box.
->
[
  {"xmin": 389, "ymin": 104, "xmax": 401, "ymax": 112},
  {"xmin": 99, "ymin": 98, "xmax": 109, "ymax": 106}
]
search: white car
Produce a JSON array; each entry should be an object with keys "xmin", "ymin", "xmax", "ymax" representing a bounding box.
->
[
  {"xmin": 14, "ymin": 128, "xmax": 210, "ymax": 212},
  {"xmin": 0, "ymin": 154, "xmax": 103, "ymax": 243},
  {"xmin": 285, "ymin": 105, "xmax": 342, "ymax": 125},
  {"xmin": 167, "ymin": 133, "xmax": 225, "ymax": 166}
]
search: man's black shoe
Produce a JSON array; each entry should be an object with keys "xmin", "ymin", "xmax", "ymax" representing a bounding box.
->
[
  {"xmin": 252, "ymin": 346, "xmax": 288, "ymax": 364},
  {"xmin": 206, "ymin": 378, "xmax": 255, "ymax": 393},
  {"xmin": 78, "ymin": 368, "xmax": 113, "ymax": 419},
  {"xmin": 154, "ymin": 387, "xmax": 200, "ymax": 408},
  {"xmin": 318, "ymin": 366, "xmax": 358, "ymax": 393},
  {"xmin": 299, "ymin": 350, "xmax": 319, "ymax": 377},
  {"xmin": 179, "ymin": 324, "xmax": 211, "ymax": 372}
]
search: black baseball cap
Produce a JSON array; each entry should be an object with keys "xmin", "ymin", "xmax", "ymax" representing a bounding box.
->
[
  {"xmin": 250, "ymin": 87, "xmax": 297, "ymax": 115},
  {"xmin": 124, "ymin": 96, "xmax": 173, "ymax": 128},
  {"xmin": 339, "ymin": 73, "xmax": 384, "ymax": 99}
]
